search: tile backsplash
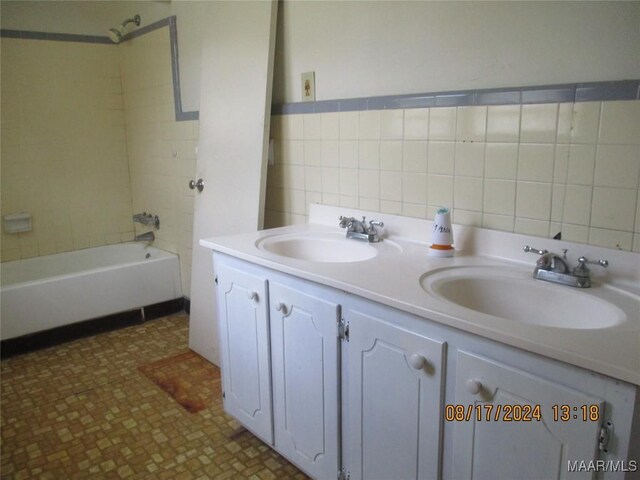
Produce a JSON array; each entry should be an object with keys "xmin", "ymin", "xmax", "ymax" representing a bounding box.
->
[{"xmin": 265, "ymin": 100, "xmax": 640, "ymax": 251}]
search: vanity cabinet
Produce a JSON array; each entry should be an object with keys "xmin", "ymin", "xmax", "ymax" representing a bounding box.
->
[
  {"xmin": 452, "ymin": 350, "xmax": 604, "ymax": 480},
  {"xmin": 215, "ymin": 260, "xmax": 273, "ymax": 444},
  {"xmin": 213, "ymin": 253, "xmax": 638, "ymax": 480},
  {"xmin": 345, "ymin": 305, "xmax": 445, "ymax": 480},
  {"xmin": 269, "ymin": 281, "xmax": 341, "ymax": 479}
]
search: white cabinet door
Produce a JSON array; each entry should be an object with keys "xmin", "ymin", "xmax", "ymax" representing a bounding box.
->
[
  {"xmin": 269, "ymin": 281, "xmax": 341, "ymax": 480},
  {"xmin": 452, "ymin": 350, "xmax": 604, "ymax": 480},
  {"xmin": 346, "ymin": 307, "xmax": 446, "ymax": 480},
  {"xmin": 216, "ymin": 260, "xmax": 273, "ymax": 445}
]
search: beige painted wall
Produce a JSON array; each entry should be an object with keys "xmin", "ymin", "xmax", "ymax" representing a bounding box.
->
[
  {"xmin": 272, "ymin": 1, "xmax": 640, "ymax": 103},
  {"xmin": 1, "ymin": 38, "xmax": 133, "ymax": 261}
]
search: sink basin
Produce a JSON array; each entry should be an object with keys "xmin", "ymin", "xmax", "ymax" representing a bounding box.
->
[
  {"xmin": 256, "ymin": 232, "xmax": 384, "ymax": 263},
  {"xmin": 420, "ymin": 266, "xmax": 635, "ymax": 329}
]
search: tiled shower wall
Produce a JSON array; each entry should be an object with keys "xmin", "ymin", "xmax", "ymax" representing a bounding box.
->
[
  {"xmin": 0, "ymin": 25, "xmax": 198, "ymax": 295},
  {"xmin": 265, "ymin": 101, "xmax": 640, "ymax": 251},
  {"xmin": 1, "ymin": 39, "xmax": 133, "ymax": 261},
  {"xmin": 119, "ymin": 27, "xmax": 198, "ymax": 296}
]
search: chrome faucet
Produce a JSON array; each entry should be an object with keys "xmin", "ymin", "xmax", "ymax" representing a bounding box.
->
[
  {"xmin": 524, "ymin": 245, "xmax": 608, "ymax": 288},
  {"xmin": 339, "ymin": 216, "xmax": 384, "ymax": 242},
  {"xmin": 133, "ymin": 212, "xmax": 160, "ymax": 229},
  {"xmin": 135, "ymin": 231, "xmax": 155, "ymax": 242}
]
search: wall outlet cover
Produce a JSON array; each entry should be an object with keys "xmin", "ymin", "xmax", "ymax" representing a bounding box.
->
[{"xmin": 301, "ymin": 71, "xmax": 315, "ymax": 102}]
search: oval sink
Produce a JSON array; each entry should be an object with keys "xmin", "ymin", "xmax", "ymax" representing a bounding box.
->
[
  {"xmin": 420, "ymin": 266, "xmax": 635, "ymax": 330},
  {"xmin": 257, "ymin": 232, "xmax": 381, "ymax": 263}
]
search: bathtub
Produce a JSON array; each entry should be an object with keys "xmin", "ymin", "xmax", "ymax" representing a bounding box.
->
[{"xmin": 1, "ymin": 243, "xmax": 183, "ymax": 341}]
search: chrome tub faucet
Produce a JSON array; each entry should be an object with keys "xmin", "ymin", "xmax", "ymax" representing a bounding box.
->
[
  {"xmin": 135, "ymin": 231, "xmax": 155, "ymax": 242},
  {"xmin": 524, "ymin": 245, "xmax": 608, "ymax": 288},
  {"xmin": 339, "ymin": 216, "xmax": 384, "ymax": 243}
]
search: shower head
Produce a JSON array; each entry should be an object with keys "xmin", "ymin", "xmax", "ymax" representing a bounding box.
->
[{"xmin": 107, "ymin": 14, "xmax": 141, "ymax": 44}]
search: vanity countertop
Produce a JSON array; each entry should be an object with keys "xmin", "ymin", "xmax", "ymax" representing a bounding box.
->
[{"xmin": 201, "ymin": 205, "xmax": 640, "ymax": 386}]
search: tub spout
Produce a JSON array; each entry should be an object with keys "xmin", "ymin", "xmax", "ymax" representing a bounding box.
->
[{"xmin": 135, "ymin": 231, "xmax": 155, "ymax": 242}]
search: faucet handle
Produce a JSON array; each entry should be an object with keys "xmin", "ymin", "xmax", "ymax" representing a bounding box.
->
[
  {"xmin": 524, "ymin": 245, "xmax": 548, "ymax": 255},
  {"xmin": 577, "ymin": 256, "xmax": 609, "ymax": 269},
  {"xmin": 369, "ymin": 220, "xmax": 384, "ymax": 227}
]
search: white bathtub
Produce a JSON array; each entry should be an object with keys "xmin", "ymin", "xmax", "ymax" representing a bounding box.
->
[{"xmin": 0, "ymin": 243, "xmax": 183, "ymax": 341}]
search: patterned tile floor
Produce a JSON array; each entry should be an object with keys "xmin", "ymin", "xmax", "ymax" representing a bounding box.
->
[{"xmin": 1, "ymin": 313, "xmax": 308, "ymax": 479}]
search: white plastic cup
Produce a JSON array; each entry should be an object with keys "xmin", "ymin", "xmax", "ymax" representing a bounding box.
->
[{"xmin": 429, "ymin": 207, "xmax": 454, "ymax": 257}]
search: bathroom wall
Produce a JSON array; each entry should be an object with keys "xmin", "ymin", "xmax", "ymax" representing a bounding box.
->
[
  {"xmin": 118, "ymin": 26, "xmax": 198, "ymax": 296},
  {"xmin": 265, "ymin": 100, "xmax": 640, "ymax": 252},
  {"xmin": 273, "ymin": 1, "xmax": 639, "ymax": 104},
  {"xmin": 0, "ymin": 38, "xmax": 133, "ymax": 261}
]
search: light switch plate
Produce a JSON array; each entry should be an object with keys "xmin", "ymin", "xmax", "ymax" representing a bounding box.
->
[{"xmin": 301, "ymin": 71, "xmax": 315, "ymax": 102}]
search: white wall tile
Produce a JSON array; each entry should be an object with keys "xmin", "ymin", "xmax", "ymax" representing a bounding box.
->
[
  {"xmin": 380, "ymin": 171, "xmax": 402, "ymax": 201},
  {"xmin": 340, "ymin": 169, "xmax": 359, "ymax": 197},
  {"xmin": 590, "ymin": 186, "xmax": 636, "ymax": 231},
  {"xmin": 427, "ymin": 141, "xmax": 455, "ymax": 175},
  {"xmin": 304, "ymin": 140, "xmax": 322, "ymax": 166},
  {"xmin": 517, "ymin": 144, "xmax": 555, "ymax": 182},
  {"xmin": 599, "ymin": 100, "xmax": 640, "ymax": 145},
  {"xmin": 340, "ymin": 111, "xmax": 359, "ymax": 139},
  {"xmin": 359, "ymin": 169, "xmax": 380, "ymax": 198},
  {"xmin": 520, "ymin": 104, "xmax": 558, "ymax": 143},
  {"xmin": 402, "ymin": 202, "xmax": 427, "ymax": 219},
  {"xmin": 359, "ymin": 197, "xmax": 380, "ymax": 211},
  {"xmin": 404, "ymin": 108, "xmax": 429, "ymax": 140},
  {"xmin": 487, "ymin": 105, "xmax": 520, "ymax": 142},
  {"xmin": 339, "ymin": 140, "xmax": 358, "ymax": 168},
  {"xmin": 453, "ymin": 209, "xmax": 482, "ymax": 227},
  {"xmin": 402, "ymin": 141, "xmax": 428, "ymax": 173},
  {"xmin": 380, "ymin": 200, "xmax": 402, "ymax": 215},
  {"xmin": 483, "ymin": 214, "xmax": 514, "ymax": 232},
  {"xmin": 485, "ymin": 143, "xmax": 518, "ymax": 180},
  {"xmin": 321, "ymin": 140, "xmax": 340, "ymax": 167},
  {"xmin": 589, "ymin": 227, "xmax": 633, "ymax": 250},
  {"xmin": 566, "ymin": 144, "xmax": 596, "ymax": 185},
  {"xmin": 402, "ymin": 173, "xmax": 427, "ymax": 204},
  {"xmin": 483, "ymin": 179, "xmax": 516, "ymax": 215},
  {"xmin": 282, "ymin": 114, "xmax": 304, "ymax": 139},
  {"xmin": 303, "ymin": 113, "xmax": 322, "ymax": 140},
  {"xmin": 553, "ymin": 145, "xmax": 569, "ymax": 183},
  {"xmin": 321, "ymin": 112, "xmax": 340, "ymax": 140},
  {"xmin": 359, "ymin": 110, "xmax": 381, "ymax": 140},
  {"xmin": 380, "ymin": 110, "xmax": 404, "ymax": 140},
  {"xmin": 427, "ymin": 175, "xmax": 454, "ymax": 209},
  {"xmin": 359, "ymin": 141, "xmax": 380, "ymax": 169},
  {"xmin": 322, "ymin": 167, "xmax": 340, "ymax": 194},
  {"xmin": 429, "ymin": 107, "xmax": 456, "ymax": 141},
  {"xmin": 454, "ymin": 142, "xmax": 485, "ymax": 177},
  {"xmin": 561, "ymin": 223, "xmax": 589, "ymax": 244},
  {"xmin": 514, "ymin": 218, "xmax": 549, "ymax": 237},
  {"xmin": 380, "ymin": 141, "xmax": 403, "ymax": 171},
  {"xmin": 570, "ymin": 102, "xmax": 600, "ymax": 144},
  {"xmin": 562, "ymin": 184, "xmax": 592, "ymax": 225},
  {"xmin": 454, "ymin": 176, "xmax": 483, "ymax": 211},
  {"xmin": 304, "ymin": 166, "xmax": 322, "ymax": 192},
  {"xmin": 515, "ymin": 182, "xmax": 552, "ymax": 220},
  {"xmin": 556, "ymin": 103, "xmax": 573, "ymax": 144},
  {"xmin": 456, "ymin": 106, "xmax": 486, "ymax": 142},
  {"xmin": 594, "ymin": 145, "xmax": 640, "ymax": 189}
]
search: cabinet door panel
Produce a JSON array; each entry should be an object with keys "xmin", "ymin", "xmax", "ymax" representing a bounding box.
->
[
  {"xmin": 217, "ymin": 263, "xmax": 272, "ymax": 444},
  {"xmin": 347, "ymin": 309, "xmax": 445, "ymax": 480},
  {"xmin": 453, "ymin": 350, "xmax": 604, "ymax": 480},
  {"xmin": 270, "ymin": 282, "xmax": 340, "ymax": 480}
]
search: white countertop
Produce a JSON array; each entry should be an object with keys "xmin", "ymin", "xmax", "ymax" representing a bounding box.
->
[{"xmin": 201, "ymin": 205, "xmax": 640, "ymax": 386}]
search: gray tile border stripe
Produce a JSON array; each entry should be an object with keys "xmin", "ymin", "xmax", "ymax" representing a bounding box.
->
[
  {"xmin": 1, "ymin": 17, "xmax": 198, "ymax": 122},
  {"xmin": 0, "ymin": 29, "xmax": 112, "ymax": 44},
  {"xmin": 271, "ymin": 80, "xmax": 640, "ymax": 115}
]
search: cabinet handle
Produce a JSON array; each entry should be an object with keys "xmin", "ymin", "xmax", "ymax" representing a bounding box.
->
[
  {"xmin": 466, "ymin": 379, "xmax": 483, "ymax": 395},
  {"xmin": 247, "ymin": 291, "xmax": 258, "ymax": 302},
  {"xmin": 275, "ymin": 302, "xmax": 288, "ymax": 314},
  {"xmin": 408, "ymin": 353, "xmax": 425, "ymax": 370}
]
